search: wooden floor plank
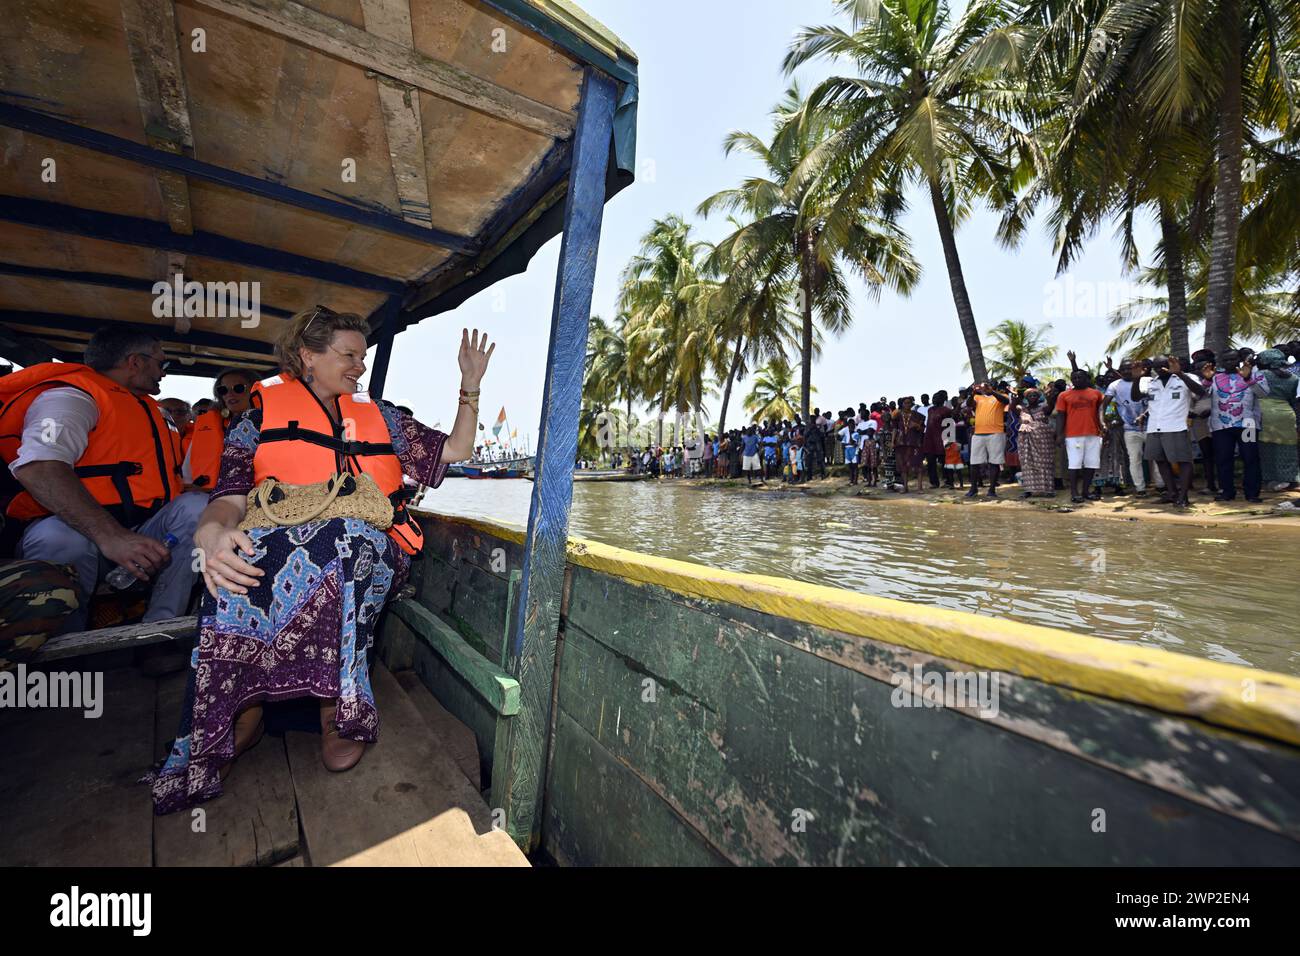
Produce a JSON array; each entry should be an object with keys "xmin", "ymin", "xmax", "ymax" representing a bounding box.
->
[
  {"xmin": 395, "ymin": 668, "xmax": 483, "ymax": 790},
  {"xmin": 153, "ymin": 670, "xmax": 188, "ymax": 763},
  {"xmin": 286, "ymin": 663, "xmax": 528, "ymax": 867},
  {"xmin": 153, "ymin": 736, "xmax": 300, "ymax": 867},
  {"xmin": 151, "ymin": 673, "xmax": 300, "ymax": 867},
  {"xmin": 0, "ymin": 667, "xmax": 155, "ymax": 866}
]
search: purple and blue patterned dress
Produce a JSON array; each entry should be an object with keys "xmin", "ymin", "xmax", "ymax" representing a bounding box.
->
[{"xmin": 150, "ymin": 402, "xmax": 448, "ymax": 814}]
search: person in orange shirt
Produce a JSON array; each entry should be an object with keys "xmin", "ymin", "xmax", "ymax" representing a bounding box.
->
[
  {"xmin": 1054, "ymin": 369, "xmax": 1107, "ymax": 504},
  {"xmin": 184, "ymin": 369, "xmax": 257, "ymax": 491},
  {"xmin": 965, "ymin": 382, "xmax": 1011, "ymax": 498}
]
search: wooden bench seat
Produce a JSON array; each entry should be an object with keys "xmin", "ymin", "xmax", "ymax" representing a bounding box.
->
[{"xmin": 31, "ymin": 615, "xmax": 197, "ymax": 664}]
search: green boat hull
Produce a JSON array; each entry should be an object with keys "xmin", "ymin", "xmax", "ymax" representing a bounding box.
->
[{"xmin": 376, "ymin": 511, "xmax": 1300, "ymax": 865}]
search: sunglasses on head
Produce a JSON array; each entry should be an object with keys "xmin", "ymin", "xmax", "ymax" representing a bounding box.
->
[
  {"xmin": 302, "ymin": 304, "xmax": 336, "ymax": 334},
  {"xmin": 215, "ymin": 383, "xmax": 247, "ymax": 397}
]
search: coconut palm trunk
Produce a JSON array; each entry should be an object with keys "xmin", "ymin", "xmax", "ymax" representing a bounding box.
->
[
  {"xmin": 1203, "ymin": 3, "xmax": 1243, "ymax": 357},
  {"xmin": 799, "ymin": 240, "xmax": 814, "ymax": 419},
  {"xmin": 1158, "ymin": 199, "xmax": 1190, "ymax": 360},
  {"xmin": 928, "ymin": 176, "xmax": 987, "ymax": 383},
  {"xmin": 718, "ymin": 334, "xmax": 744, "ymax": 436}
]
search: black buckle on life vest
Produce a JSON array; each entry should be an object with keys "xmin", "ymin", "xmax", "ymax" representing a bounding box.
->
[
  {"xmin": 74, "ymin": 460, "xmax": 144, "ymax": 526},
  {"xmin": 259, "ymin": 421, "xmax": 395, "ymax": 457}
]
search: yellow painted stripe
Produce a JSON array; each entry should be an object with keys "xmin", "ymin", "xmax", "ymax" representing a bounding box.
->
[{"xmin": 426, "ymin": 512, "xmax": 1300, "ymax": 747}]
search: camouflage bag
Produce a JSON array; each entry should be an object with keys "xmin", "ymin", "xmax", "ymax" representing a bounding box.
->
[{"xmin": 0, "ymin": 560, "xmax": 80, "ymax": 670}]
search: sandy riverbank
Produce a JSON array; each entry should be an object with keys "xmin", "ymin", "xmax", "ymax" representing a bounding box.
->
[{"xmin": 674, "ymin": 473, "xmax": 1300, "ymax": 531}]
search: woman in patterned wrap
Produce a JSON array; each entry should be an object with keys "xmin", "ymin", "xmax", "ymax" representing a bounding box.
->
[{"xmin": 151, "ymin": 307, "xmax": 492, "ymax": 814}]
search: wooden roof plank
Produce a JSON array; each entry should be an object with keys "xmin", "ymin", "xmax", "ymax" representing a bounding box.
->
[
  {"xmin": 360, "ymin": 0, "xmax": 434, "ymax": 230},
  {"xmin": 190, "ymin": 0, "xmax": 573, "ymax": 138},
  {"xmin": 0, "ymin": 262, "xmax": 296, "ymax": 318},
  {"xmin": 0, "ymin": 311, "xmax": 277, "ymax": 356},
  {"xmin": 0, "ymin": 195, "xmax": 406, "ymax": 293},
  {"xmin": 0, "ymin": 102, "xmax": 475, "ymax": 252},
  {"xmin": 120, "ymin": 0, "xmax": 196, "ymax": 235}
]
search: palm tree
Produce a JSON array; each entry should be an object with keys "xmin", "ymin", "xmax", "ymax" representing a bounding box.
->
[
  {"xmin": 981, "ymin": 319, "xmax": 1066, "ymax": 382},
  {"xmin": 786, "ymin": 0, "xmax": 1039, "ymax": 383},
  {"xmin": 1107, "ymin": 259, "xmax": 1299, "ymax": 356},
  {"xmin": 699, "ymin": 83, "xmax": 920, "ymax": 419},
  {"xmin": 1041, "ymin": 0, "xmax": 1300, "ymax": 355},
  {"xmin": 1238, "ymin": 128, "xmax": 1300, "ymax": 320},
  {"xmin": 744, "ymin": 356, "xmax": 808, "ymax": 422},
  {"xmin": 1001, "ymin": 66, "xmax": 1214, "ymax": 362},
  {"xmin": 703, "ymin": 225, "xmax": 803, "ymax": 434},
  {"xmin": 619, "ymin": 216, "xmax": 722, "ymax": 447},
  {"xmin": 586, "ymin": 312, "xmax": 640, "ymax": 450}
]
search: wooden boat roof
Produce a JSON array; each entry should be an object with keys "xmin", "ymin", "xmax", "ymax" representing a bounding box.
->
[{"xmin": 0, "ymin": 0, "xmax": 638, "ymax": 378}]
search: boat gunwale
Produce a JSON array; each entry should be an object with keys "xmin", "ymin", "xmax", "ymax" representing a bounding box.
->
[{"xmin": 414, "ymin": 509, "xmax": 1300, "ymax": 749}]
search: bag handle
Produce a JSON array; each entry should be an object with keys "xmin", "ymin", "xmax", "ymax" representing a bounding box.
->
[{"xmin": 251, "ymin": 474, "xmax": 349, "ymax": 526}]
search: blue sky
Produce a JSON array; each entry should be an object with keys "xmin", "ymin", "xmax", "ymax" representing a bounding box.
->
[{"xmin": 164, "ymin": 0, "xmax": 1157, "ymax": 442}]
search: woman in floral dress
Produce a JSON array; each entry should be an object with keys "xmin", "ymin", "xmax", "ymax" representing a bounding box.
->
[{"xmin": 151, "ymin": 308, "xmax": 492, "ymax": 814}]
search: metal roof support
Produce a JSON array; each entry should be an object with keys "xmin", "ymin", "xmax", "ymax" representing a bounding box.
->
[
  {"xmin": 0, "ymin": 196, "xmax": 406, "ymax": 294},
  {"xmin": 366, "ymin": 296, "xmax": 401, "ymax": 400},
  {"xmin": 494, "ymin": 67, "xmax": 617, "ymax": 851},
  {"xmin": 0, "ymin": 104, "xmax": 476, "ymax": 253}
]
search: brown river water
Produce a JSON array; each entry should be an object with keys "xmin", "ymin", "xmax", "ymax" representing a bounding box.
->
[{"xmin": 422, "ymin": 478, "xmax": 1300, "ymax": 676}]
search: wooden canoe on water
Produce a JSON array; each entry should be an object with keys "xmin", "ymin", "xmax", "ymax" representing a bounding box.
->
[
  {"xmin": 4, "ymin": 0, "xmax": 1300, "ymax": 869},
  {"xmin": 571, "ymin": 469, "xmax": 650, "ymax": 482},
  {"xmin": 0, "ymin": 0, "xmax": 637, "ymax": 868}
]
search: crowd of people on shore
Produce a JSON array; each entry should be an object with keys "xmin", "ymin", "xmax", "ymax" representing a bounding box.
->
[{"xmin": 625, "ymin": 342, "xmax": 1300, "ymax": 509}]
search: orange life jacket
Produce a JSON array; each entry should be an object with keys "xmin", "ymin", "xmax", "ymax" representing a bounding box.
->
[
  {"xmin": 0, "ymin": 363, "xmax": 183, "ymax": 524},
  {"xmin": 168, "ymin": 420, "xmax": 185, "ymax": 467},
  {"xmin": 187, "ymin": 408, "xmax": 230, "ymax": 489},
  {"xmin": 250, "ymin": 375, "xmax": 424, "ymax": 556}
]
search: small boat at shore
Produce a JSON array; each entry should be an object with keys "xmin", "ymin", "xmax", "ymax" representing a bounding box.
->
[
  {"xmin": 522, "ymin": 469, "xmax": 650, "ymax": 482},
  {"xmin": 449, "ymin": 456, "xmax": 534, "ymax": 479},
  {"xmin": 573, "ymin": 470, "xmax": 650, "ymax": 482}
]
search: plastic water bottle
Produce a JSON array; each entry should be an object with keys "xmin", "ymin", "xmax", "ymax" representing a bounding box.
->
[{"xmin": 107, "ymin": 533, "xmax": 178, "ymax": 590}]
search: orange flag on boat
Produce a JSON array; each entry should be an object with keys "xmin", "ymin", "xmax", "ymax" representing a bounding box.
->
[{"xmin": 492, "ymin": 406, "xmax": 507, "ymax": 437}]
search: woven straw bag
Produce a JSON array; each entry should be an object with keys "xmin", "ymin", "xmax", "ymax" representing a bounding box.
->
[{"xmin": 238, "ymin": 472, "xmax": 393, "ymax": 532}]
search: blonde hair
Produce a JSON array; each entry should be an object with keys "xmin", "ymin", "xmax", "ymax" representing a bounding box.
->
[{"xmin": 275, "ymin": 307, "xmax": 371, "ymax": 379}]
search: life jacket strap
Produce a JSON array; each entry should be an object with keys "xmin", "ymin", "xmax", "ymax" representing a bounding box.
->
[
  {"xmin": 259, "ymin": 421, "xmax": 395, "ymax": 457},
  {"xmin": 74, "ymin": 461, "xmax": 144, "ymax": 526}
]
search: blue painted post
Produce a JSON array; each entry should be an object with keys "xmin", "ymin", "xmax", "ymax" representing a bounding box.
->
[
  {"xmin": 495, "ymin": 68, "xmax": 618, "ymax": 849},
  {"xmin": 366, "ymin": 297, "xmax": 401, "ymax": 400}
]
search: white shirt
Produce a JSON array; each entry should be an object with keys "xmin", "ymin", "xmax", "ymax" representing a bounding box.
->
[
  {"xmin": 9, "ymin": 387, "xmax": 100, "ymax": 472},
  {"xmin": 1135, "ymin": 374, "xmax": 1194, "ymax": 433},
  {"xmin": 838, "ymin": 425, "xmax": 854, "ymax": 446}
]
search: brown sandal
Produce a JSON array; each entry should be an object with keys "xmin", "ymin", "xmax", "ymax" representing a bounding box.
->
[
  {"xmin": 319, "ymin": 702, "xmax": 365, "ymax": 773},
  {"xmin": 219, "ymin": 704, "xmax": 265, "ymax": 782}
]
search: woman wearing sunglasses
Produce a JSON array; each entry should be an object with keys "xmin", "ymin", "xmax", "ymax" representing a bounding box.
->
[
  {"xmin": 151, "ymin": 306, "xmax": 493, "ymax": 814},
  {"xmin": 182, "ymin": 369, "xmax": 257, "ymax": 491}
]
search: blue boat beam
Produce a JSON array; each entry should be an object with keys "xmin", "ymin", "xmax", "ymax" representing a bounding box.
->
[{"xmin": 496, "ymin": 68, "xmax": 618, "ymax": 850}]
